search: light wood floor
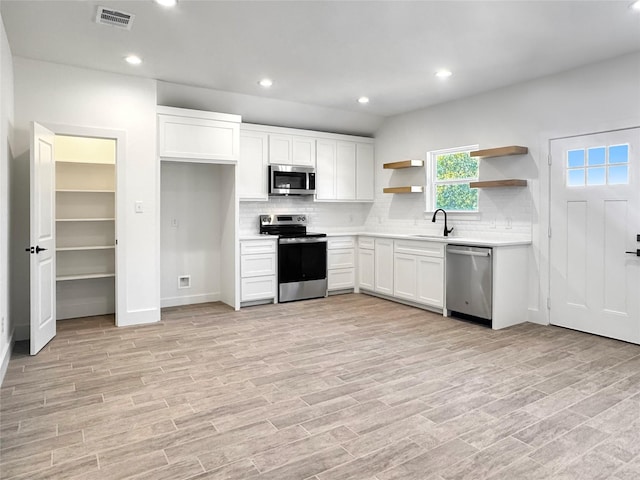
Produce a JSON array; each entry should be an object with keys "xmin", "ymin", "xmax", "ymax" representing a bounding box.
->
[{"xmin": 1, "ymin": 294, "xmax": 640, "ymax": 479}]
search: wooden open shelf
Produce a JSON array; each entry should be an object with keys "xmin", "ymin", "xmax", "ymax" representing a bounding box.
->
[
  {"xmin": 470, "ymin": 146, "xmax": 528, "ymax": 158},
  {"xmin": 470, "ymin": 179, "xmax": 527, "ymax": 188},
  {"xmin": 383, "ymin": 186, "xmax": 424, "ymax": 194},
  {"xmin": 383, "ymin": 160, "xmax": 424, "ymax": 169}
]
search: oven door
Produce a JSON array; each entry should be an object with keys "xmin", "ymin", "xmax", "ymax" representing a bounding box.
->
[
  {"xmin": 278, "ymin": 237, "xmax": 327, "ymax": 302},
  {"xmin": 269, "ymin": 165, "xmax": 315, "ymax": 195}
]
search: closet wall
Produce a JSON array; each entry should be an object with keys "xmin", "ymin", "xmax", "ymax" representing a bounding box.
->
[
  {"xmin": 160, "ymin": 161, "xmax": 233, "ymax": 307},
  {"xmin": 55, "ymin": 135, "xmax": 116, "ymax": 320}
]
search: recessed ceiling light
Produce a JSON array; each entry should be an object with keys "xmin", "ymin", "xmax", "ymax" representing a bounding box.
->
[
  {"xmin": 358, "ymin": 96, "xmax": 370, "ymax": 104},
  {"xmin": 125, "ymin": 55, "xmax": 142, "ymax": 65},
  {"xmin": 632, "ymin": 0, "xmax": 640, "ymax": 11},
  {"xmin": 435, "ymin": 70, "xmax": 452, "ymax": 78},
  {"xmin": 258, "ymin": 78, "xmax": 273, "ymax": 88},
  {"xmin": 154, "ymin": 0, "xmax": 178, "ymax": 7}
]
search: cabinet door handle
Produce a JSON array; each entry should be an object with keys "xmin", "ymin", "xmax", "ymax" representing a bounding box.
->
[{"xmin": 625, "ymin": 249, "xmax": 640, "ymax": 257}]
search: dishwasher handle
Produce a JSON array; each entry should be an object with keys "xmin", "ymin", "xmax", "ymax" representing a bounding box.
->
[{"xmin": 447, "ymin": 248, "xmax": 491, "ymax": 257}]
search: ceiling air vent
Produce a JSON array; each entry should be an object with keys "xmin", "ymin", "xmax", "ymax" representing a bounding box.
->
[{"xmin": 95, "ymin": 6, "xmax": 135, "ymax": 30}]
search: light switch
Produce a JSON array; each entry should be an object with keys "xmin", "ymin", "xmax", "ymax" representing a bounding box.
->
[{"xmin": 135, "ymin": 201, "xmax": 143, "ymax": 213}]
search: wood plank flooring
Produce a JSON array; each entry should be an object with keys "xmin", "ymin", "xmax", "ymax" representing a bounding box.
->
[{"xmin": 1, "ymin": 293, "xmax": 640, "ymax": 479}]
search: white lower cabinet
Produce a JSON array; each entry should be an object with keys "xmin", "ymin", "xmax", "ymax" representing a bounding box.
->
[
  {"xmin": 240, "ymin": 239, "xmax": 277, "ymax": 304},
  {"xmin": 393, "ymin": 239, "xmax": 444, "ymax": 309},
  {"xmin": 358, "ymin": 248, "xmax": 375, "ymax": 291},
  {"xmin": 327, "ymin": 237, "xmax": 355, "ymax": 292},
  {"xmin": 374, "ymin": 238, "xmax": 394, "ymax": 295}
]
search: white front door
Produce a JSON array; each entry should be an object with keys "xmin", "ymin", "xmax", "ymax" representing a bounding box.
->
[
  {"xmin": 30, "ymin": 122, "xmax": 56, "ymax": 355},
  {"xmin": 550, "ymin": 128, "xmax": 640, "ymax": 344}
]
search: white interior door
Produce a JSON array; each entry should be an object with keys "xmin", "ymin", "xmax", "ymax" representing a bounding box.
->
[
  {"xmin": 550, "ymin": 128, "xmax": 640, "ymax": 344},
  {"xmin": 30, "ymin": 122, "xmax": 56, "ymax": 355}
]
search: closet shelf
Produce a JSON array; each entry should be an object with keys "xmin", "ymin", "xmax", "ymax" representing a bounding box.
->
[
  {"xmin": 57, "ymin": 245, "xmax": 115, "ymax": 252},
  {"xmin": 383, "ymin": 186, "xmax": 424, "ymax": 194},
  {"xmin": 57, "ymin": 273, "xmax": 115, "ymax": 281},
  {"xmin": 470, "ymin": 179, "xmax": 527, "ymax": 188},
  {"xmin": 470, "ymin": 146, "xmax": 528, "ymax": 158},
  {"xmin": 56, "ymin": 160, "xmax": 115, "ymax": 166},
  {"xmin": 383, "ymin": 160, "xmax": 424, "ymax": 169},
  {"xmin": 56, "ymin": 218, "xmax": 115, "ymax": 222},
  {"xmin": 56, "ymin": 189, "xmax": 115, "ymax": 193}
]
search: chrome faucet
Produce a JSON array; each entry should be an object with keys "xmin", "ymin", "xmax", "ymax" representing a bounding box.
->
[{"xmin": 431, "ymin": 208, "xmax": 454, "ymax": 236}]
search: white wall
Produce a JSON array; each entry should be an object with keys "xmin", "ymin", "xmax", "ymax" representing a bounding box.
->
[
  {"xmin": 371, "ymin": 52, "xmax": 640, "ymax": 325},
  {"xmin": 12, "ymin": 58, "xmax": 159, "ymax": 333},
  {"xmin": 160, "ymin": 162, "xmax": 223, "ymax": 307},
  {"xmin": 158, "ymin": 81, "xmax": 383, "ymax": 138},
  {"xmin": 0, "ymin": 12, "xmax": 14, "ymax": 382}
]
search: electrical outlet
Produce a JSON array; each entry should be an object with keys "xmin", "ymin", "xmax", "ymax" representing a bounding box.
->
[
  {"xmin": 1, "ymin": 317, "xmax": 4, "ymax": 335},
  {"xmin": 506, "ymin": 217, "xmax": 512, "ymax": 229},
  {"xmin": 489, "ymin": 218, "xmax": 496, "ymax": 229},
  {"xmin": 171, "ymin": 218, "xmax": 179, "ymax": 228},
  {"xmin": 135, "ymin": 201, "xmax": 144, "ymax": 213}
]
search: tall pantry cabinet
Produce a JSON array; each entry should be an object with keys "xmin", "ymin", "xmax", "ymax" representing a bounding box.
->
[{"xmin": 55, "ymin": 135, "xmax": 117, "ymax": 320}]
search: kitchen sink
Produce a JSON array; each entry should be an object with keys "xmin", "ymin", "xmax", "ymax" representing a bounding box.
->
[{"xmin": 409, "ymin": 234, "xmax": 446, "ymax": 239}]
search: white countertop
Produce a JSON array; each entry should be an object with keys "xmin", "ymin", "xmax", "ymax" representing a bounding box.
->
[{"xmin": 240, "ymin": 231, "xmax": 531, "ymax": 247}]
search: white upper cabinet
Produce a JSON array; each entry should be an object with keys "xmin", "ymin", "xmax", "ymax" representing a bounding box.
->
[
  {"xmin": 238, "ymin": 129, "xmax": 269, "ymax": 201},
  {"xmin": 158, "ymin": 106, "xmax": 241, "ymax": 163},
  {"xmin": 336, "ymin": 141, "xmax": 357, "ymax": 200},
  {"xmin": 268, "ymin": 134, "xmax": 293, "ymax": 164},
  {"xmin": 316, "ymin": 139, "xmax": 337, "ymax": 200},
  {"xmin": 268, "ymin": 134, "xmax": 316, "ymax": 166},
  {"xmin": 356, "ymin": 143, "xmax": 375, "ymax": 201},
  {"xmin": 292, "ymin": 136, "xmax": 316, "ymax": 167},
  {"xmin": 316, "ymin": 139, "xmax": 374, "ymax": 202}
]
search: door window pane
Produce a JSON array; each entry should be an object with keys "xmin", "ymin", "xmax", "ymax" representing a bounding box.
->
[
  {"xmin": 567, "ymin": 149, "xmax": 584, "ymax": 167},
  {"xmin": 587, "ymin": 167, "xmax": 606, "ymax": 185},
  {"xmin": 567, "ymin": 169, "xmax": 585, "ymax": 187},
  {"xmin": 608, "ymin": 165, "xmax": 628, "ymax": 185},
  {"xmin": 587, "ymin": 147, "xmax": 606, "ymax": 166},
  {"xmin": 609, "ymin": 144, "xmax": 628, "ymax": 164}
]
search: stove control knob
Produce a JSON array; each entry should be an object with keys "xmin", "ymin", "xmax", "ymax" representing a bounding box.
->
[{"xmin": 298, "ymin": 216, "xmax": 305, "ymax": 222}]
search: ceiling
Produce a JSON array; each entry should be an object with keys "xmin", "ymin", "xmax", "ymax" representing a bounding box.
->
[{"xmin": 2, "ymin": 1, "xmax": 639, "ymax": 117}]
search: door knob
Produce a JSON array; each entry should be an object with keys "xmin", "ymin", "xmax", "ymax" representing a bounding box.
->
[
  {"xmin": 625, "ymin": 249, "xmax": 640, "ymax": 256},
  {"xmin": 35, "ymin": 246, "xmax": 47, "ymax": 253}
]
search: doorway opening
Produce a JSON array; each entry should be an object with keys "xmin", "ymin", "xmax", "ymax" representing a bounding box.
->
[{"xmin": 54, "ymin": 134, "xmax": 117, "ymax": 324}]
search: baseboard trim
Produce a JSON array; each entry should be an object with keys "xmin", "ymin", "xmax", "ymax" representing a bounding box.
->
[
  {"xmin": 358, "ymin": 290, "xmax": 443, "ymax": 315},
  {"xmin": 0, "ymin": 330, "xmax": 14, "ymax": 386},
  {"xmin": 57, "ymin": 301, "xmax": 115, "ymax": 320},
  {"xmin": 161, "ymin": 293, "xmax": 221, "ymax": 309}
]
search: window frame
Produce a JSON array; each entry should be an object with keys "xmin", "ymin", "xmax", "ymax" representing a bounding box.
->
[{"xmin": 425, "ymin": 144, "xmax": 480, "ymax": 213}]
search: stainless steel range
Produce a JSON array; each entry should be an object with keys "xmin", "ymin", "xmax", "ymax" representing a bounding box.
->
[{"xmin": 259, "ymin": 214, "xmax": 327, "ymax": 303}]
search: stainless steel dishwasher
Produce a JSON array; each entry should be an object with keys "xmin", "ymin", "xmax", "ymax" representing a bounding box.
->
[{"xmin": 446, "ymin": 245, "xmax": 493, "ymax": 321}]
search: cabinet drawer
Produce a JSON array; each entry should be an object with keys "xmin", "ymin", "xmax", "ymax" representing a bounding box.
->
[
  {"xmin": 358, "ymin": 237, "xmax": 375, "ymax": 250},
  {"xmin": 328, "ymin": 249, "xmax": 355, "ymax": 269},
  {"xmin": 240, "ymin": 240, "xmax": 276, "ymax": 255},
  {"xmin": 328, "ymin": 268, "xmax": 355, "ymax": 290},
  {"xmin": 241, "ymin": 276, "xmax": 276, "ymax": 302},
  {"xmin": 394, "ymin": 240, "xmax": 444, "ymax": 257},
  {"xmin": 328, "ymin": 236, "xmax": 355, "ymax": 249},
  {"xmin": 241, "ymin": 253, "xmax": 276, "ymax": 277}
]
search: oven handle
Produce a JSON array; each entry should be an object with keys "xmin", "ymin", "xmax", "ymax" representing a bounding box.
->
[{"xmin": 279, "ymin": 237, "xmax": 328, "ymax": 245}]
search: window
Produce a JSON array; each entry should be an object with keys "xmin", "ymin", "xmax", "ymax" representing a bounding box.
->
[
  {"xmin": 566, "ymin": 144, "xmax": 629, "ymax": 187},
  {"xmin": 426, "ymin": 145, "xmax": 479, "ymax": 212}
]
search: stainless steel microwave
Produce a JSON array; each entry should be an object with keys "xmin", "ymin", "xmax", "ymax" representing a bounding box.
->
[{"xmin": 268, "ymin": 164, "xmax": 316, "ymax": 196}]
